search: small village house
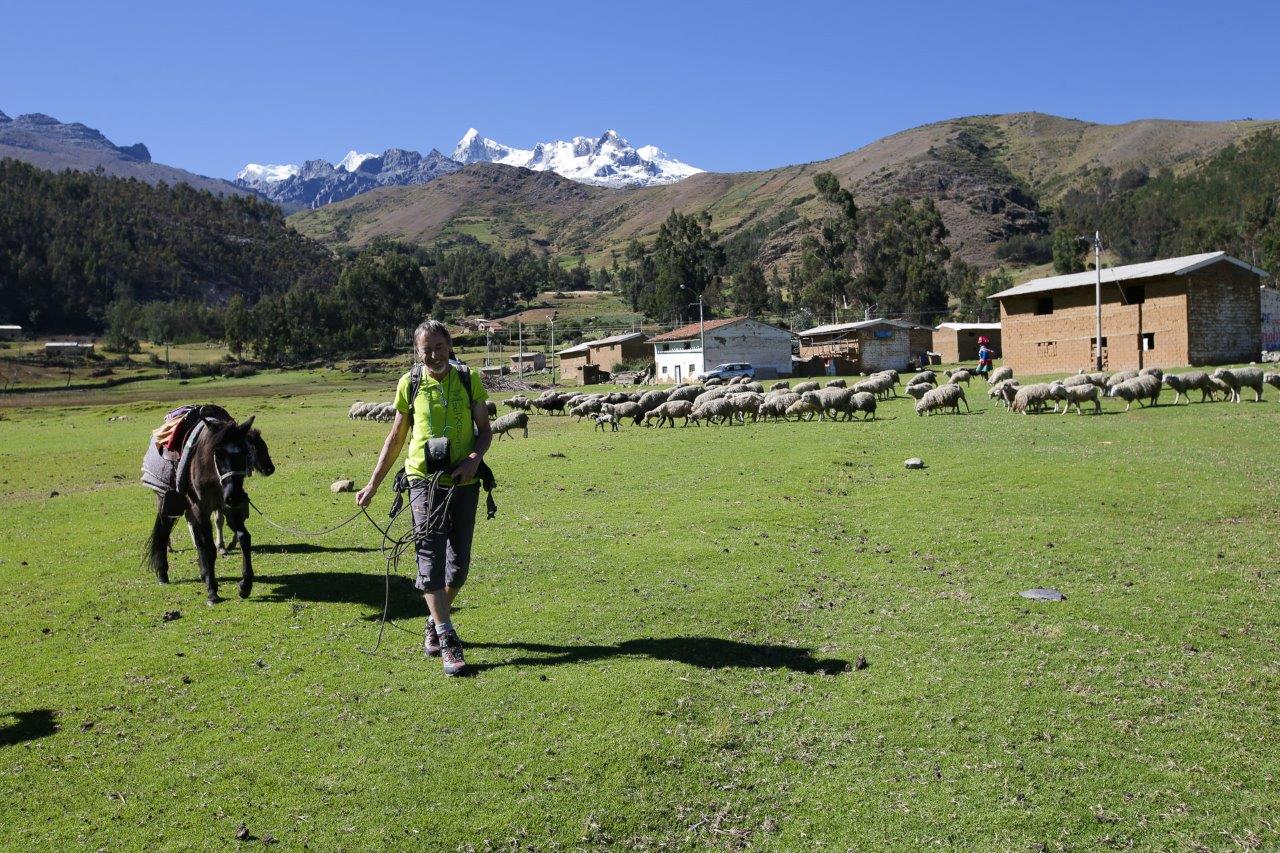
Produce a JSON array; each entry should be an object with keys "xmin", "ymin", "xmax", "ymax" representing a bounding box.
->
[
  {"xmin": 933, "ymin": 322, "xmax": 1002, "ymax": 363},
  {"xmin": 796, "ymin": 318, "xmax": 921, "ymax": 373},
  {"xmin": 556, "ymin": 332, "xmax": 650, "ymax": 384},
  {"xmin": 648, "ymin": 317, "xmax": 792, "ymax": 383},
  {"xmin": 989, "ymin": 252, "xmax": 1267, "ymax": 374},
  {"xmin": 0, "ymin": 325, "xmax": 22, "ymax": 341},
  {"xmin": 509, "ymin": 351, "xmax": 546, "ymax": 374},
  {"xmin": 44, "ymin": 341, "xmax": 94, "ymax": 356}
]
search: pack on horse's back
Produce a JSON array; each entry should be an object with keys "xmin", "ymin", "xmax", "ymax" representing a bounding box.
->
[{"xmin": 141, "ymin": 405, "xmax": 274, "ymax": 604}]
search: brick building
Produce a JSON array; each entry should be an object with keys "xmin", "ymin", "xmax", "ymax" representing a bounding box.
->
[
  {"xmin": 933, "ymin": 322, "xmax": 1002, "ymax": 363},
  {"xmin": 990, "ymin": 252, "xmax": 1268, "ymax": 375},
  {"xmin": 556, "ymin": 331, "xmax": 649, "ymax": 384}
]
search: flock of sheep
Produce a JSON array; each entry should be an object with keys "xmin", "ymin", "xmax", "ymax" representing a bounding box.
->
[{"xmin": 346, "ymin": 364, "xmax": 1280, "ymax": 437}]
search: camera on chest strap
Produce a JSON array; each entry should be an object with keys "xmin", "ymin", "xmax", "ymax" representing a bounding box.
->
[{"xmin": 425, "ymin": 436, "xmax": 451, "ymax": 476}]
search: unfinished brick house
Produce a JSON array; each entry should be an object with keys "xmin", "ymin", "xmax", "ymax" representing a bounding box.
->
[
  {"xmin": 556, "ymin": 332, "xmax": 649, "ymax": 384},
  {"xmin": 933, "ymin": 322, "xmax": 1002, "ymax": 363},
  {"xmin": 989, "ymin": 252, "xmax": 1268, "ymax": 375}
]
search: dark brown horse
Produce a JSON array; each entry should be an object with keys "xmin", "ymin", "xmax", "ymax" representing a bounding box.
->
[{"xmin": 146, "ymin": 416, "xmax": 274, "ymax": 604}]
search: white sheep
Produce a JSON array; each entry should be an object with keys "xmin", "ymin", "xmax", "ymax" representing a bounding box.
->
[
  {"xmin": 915, "ymin": 383, "xmax": 968, "ymax": 416},
  {"xmin": 1211, "ymin": 367, "xmax": 1265, "ymax": 402},
  {"xmin": 1163, "ymin": 371, "xmax": 1213, "ymax": 404},
  {"xmin": 1107, "ymin": 374, "xmax": 1162, "ymax": 411},
  {"xmin": 1059, "ymin": 383, "xmax": 1102, "ymax": 415},
  {"xmin": 1010, "ymin": 383, "xmax": 1053, "ymax": 415},
  {"xmin": 986, "ymin": 365, "xmax": 1014, "ymax": 385}
]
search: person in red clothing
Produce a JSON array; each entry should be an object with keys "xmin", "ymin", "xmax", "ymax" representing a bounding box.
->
[{"xmin": 976, "ymin": 336, "xmax": 995, "ymax": 378}]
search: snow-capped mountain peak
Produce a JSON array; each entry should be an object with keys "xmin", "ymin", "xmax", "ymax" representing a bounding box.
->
[
  {"xmin": 337, "ymin": 150, "xmax": 376, "ymax": 172},
  {"xmin": 236, "ymin": 162, "xmax": 300, "ymax": 186},
  {"xmin": 450, "ymin": 128, "xmax": 701, "ymax": 188}
]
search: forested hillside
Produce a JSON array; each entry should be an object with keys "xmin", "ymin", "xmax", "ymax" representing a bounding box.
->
[{"xmin": 0, "ymin": 159, "xmax": 338, "ymax": 333}]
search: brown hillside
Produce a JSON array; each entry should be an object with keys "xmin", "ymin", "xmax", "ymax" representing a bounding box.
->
[{"xmin": 290, "ymin": 112, "xmax": 1280, "ymax": 272}]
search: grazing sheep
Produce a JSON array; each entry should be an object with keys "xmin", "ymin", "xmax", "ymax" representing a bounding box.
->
[
  {"xmin": 1211, "ymin": 367, "xmax": 1265, "ymax": 402},
  {"xmin": 485, "ymin": 400, "xmax": 498, "ymax": 418},
  {"xmin": 531, "ymin": 394, "xmax": 568, "ymax": 415},
  {"xmin": 825, "ymin": 379, "xmax": 847, "ymax": 388},
  {"xmin": 905, "ymin": 383, "xmax": 933, "ymax": 401},
  {"xmin": 907, "ymin": 370, "xmax": 936, "ymax": 388},
  {"xmin": 759, "ymin": 392, "xmax": 799, "ymax": 421},
  {"xmin": 637, "ymin": 389, "xmax": 672, "ymax": 413},
  {"xmin": 610, "ymin": 401, "xmax": 643, "ymax": 425},
  {"xmin": 491, "ymin": 411, "xmax": 529, "ymax": 439},
  {"xmin": 915, "ymin": 383, "xmax": 969, "ymax": 416},
  {"xmin": 986, "ymin": 365, "xmax": 1014, "ymax": 385},
  {"xmin": 725, "ymin": 392, "xmax": 765, "ymax": 424},
  {"xmin": 792, "ymin": 380, "xmax": 821, "ymax": 394},
  {"xmin": 785, "ymin": 398, "xmax": 821, "ymax": 421},
  {"xmin": 1107, "ymin": 374, "xmax": 1162, "ymax": 411},
  {"xmin": 1139, "ymin": 367, "xmax": 1164, "ymax": 381},
  {"xmin": 348, "ymin": 401, "xmax": 365, "ymax": 418},
  {"xmin": 813, "ymin": 387, "xmax": 855, "ymax": 421},
  {"xmin": 849, "ymin": 391, "xmax": 877, "ymax": 420},
  {"xmin": 1205, "ymin": 375, "xmax": 1232, "ymax": 401},
  {"xmin": 1059, "ymin": 383, "xmax": 1102, "ymax": 415},
  {"xmin": 668, "ymin": 384, "xmax": 705, "ymax": 403},
  {"xmin": 1265, "ymin": 372, "xmax": 1280, "ymax": 394},
  {"xmin": 1163, "ymin": 371, "xmax": 1214, "ymax": 404},
  {"xmin": 692, "ymin": 397, "xmax": 735, "ymax": 425},
  {"xmin": 593, "ymin": 413, "xmax": 619, "ymax": 432},
  {"xmin": 988, "ymin": 379, "xmax": 1020, "ymax": 409},
  {"xmin": 1010, "ymin": 383, "xmax": 1054, "ymax": 415},
  {"xmin": 770, "ymin": 381, "xmax": 791, "ymax": 391},
  {"xmin": 653, "ymin": 399, "xmax": 697, "ymax": 428},
  {"xmin": 853, "ymin": 372, "xmax": 895, "ymax": 400},
  {"xmin": 504, "ymin": 395, "xmax": 531, "ymax": 411},
  {"xmin": 1061, "ymin": 374, "xmax": 1093, "ymax": 388},
  {"xmin": 1105, "ymin": 370, "xmax": 1140, "ymax": 391},
  {"xmin": 945, "ymin": 368, "xmax": 973, "ymax": 386},
  {"xmin": 704, "ymin": 377, "xmax": 724, "ymax": 386},
  {"xmin": 1046, "ymin": 382, "xmax": 1073, "ymax": 413}
]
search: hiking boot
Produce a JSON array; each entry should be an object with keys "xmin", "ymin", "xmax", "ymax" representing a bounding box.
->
[
  {"xmin": 424, "ymin": 619, "xmax": 441, "ymax": 657},
  {"xmin": 439, "ymin": 630, "xmax": 467, "ymax": 676}
]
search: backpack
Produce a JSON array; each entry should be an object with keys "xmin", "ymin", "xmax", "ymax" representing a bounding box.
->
[{"xmin": 393, "ymin": 361, "xmax": 497, "ymax": 520}]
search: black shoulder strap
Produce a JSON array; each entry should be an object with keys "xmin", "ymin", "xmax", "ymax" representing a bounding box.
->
[
  {"xmin": 408, "ymin": 363, "xmax": 423, "ymax": 422},
  {"xmin": 457, "ymin": 363, "xmax": 475, "ymax": 412}
]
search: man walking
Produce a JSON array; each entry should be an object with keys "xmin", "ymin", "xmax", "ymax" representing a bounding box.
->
[{"xmin": 356, "ymin": 320, "xmax": 492, "ymax": 675}]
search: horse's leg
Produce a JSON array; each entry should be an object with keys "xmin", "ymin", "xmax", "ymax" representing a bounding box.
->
[
  {"xmin": 147, "ymin": 506, "xmax": 176, "ymax": 584},
  {"xmin": 190, "ymin": 510, "xmax": 220, "ymax": 604},
  {"xmin": 215, "ymin": 507, "xmax": 235, "ymax": 555},
  {"xmin": 226, "ymin": 507, "xmax": 253, "ymax": 599}
]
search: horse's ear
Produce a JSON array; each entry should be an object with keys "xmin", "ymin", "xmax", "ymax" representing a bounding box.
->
[{"xmin": 239, "ymin": 415, "xmax": 255, "ymax": 432}]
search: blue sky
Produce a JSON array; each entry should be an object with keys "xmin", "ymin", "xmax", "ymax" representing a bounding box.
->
[{"xmin": 2, "ymin": 0, "xmax": 1277, "ymax": 179}]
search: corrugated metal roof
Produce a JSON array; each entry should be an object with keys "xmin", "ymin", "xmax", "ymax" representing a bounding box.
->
[
  {"xmin": 989, "ymin": 252, "xmax": 1268, "ymax": 300},
  {"xmin": 935, "ymin": 322, "xmax": 1001, "ymax": 331},
  {"xmin": 557, "ymin": 331, "xmax": 644, "ymax": 356},
  {"xmin": 798, "ymin": 318, "xmax": 917, "ymax": 336}
]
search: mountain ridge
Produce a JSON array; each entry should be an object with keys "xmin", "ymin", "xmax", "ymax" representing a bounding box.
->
[
  {"xmin": 0, "ymin": 109, "xmax": 248, "ymax": 197},
  {"xmin": 289, "ymin": 111, "xmax": 1280, "ymax": 271}
]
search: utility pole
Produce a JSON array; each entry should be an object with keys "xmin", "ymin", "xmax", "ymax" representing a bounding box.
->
[
  {"xmin": 484, "ymin": 326, "xmax": 491, "ymax": 367},
  {"xmin": 517, "ymin": 319, "xmax": 523, "ymax": 374},
  {"xmin": 1094, "ymin": 230, "xmax": 1103, "ymax": 371},
  {"xmin": 549, "ymin": 318, "xmax": 556, "ymax": 386}
]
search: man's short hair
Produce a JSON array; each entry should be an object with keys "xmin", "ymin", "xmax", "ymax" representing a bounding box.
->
[{"xmin": 414, "ymin": 319, "xmax": 451, "ymax": 345}]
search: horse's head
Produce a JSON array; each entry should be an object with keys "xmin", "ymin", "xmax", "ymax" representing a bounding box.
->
[
  {"xmin": 244, "ymin": 419, "xmax": 275, "ymax": 476},
  {"xmin": 212, "ymin": 417, "xmax": 255, "ymax": 509}
]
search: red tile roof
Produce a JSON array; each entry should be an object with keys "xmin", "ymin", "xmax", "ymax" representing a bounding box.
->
[{"xmin": 647, "ymin": 316, "xmax": 746, "ymax": 343}]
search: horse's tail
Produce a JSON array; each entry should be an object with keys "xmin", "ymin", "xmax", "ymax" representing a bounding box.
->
[{"xmin": 144, "ymin": 511, "xmax": 169, "ymax": 579}]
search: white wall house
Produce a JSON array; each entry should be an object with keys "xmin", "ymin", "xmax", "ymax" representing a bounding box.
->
[{"xmin": 648, "ymin": 317, "xmax": 793, "ymax": 383}]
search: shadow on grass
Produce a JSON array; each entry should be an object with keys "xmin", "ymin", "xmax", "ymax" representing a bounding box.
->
[
  {"xmin": 468, "ymin": 637, "xmax": 848, "ymax": 675},
  {"xmin": 254, "ymin": 571, "xmax": 424, "ymax": 621},
  {"xmin": 250, "ymin": 543, "xmax": 379, "ymax": 555},
  {"xmin": 0, "ymin": 709, "xmax": 57, "ymax": 747}
]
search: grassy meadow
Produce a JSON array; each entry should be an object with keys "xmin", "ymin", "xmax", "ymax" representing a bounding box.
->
[{"xmin": 1, "ymin": 370, "xmax": 1278, "ymax": 850}]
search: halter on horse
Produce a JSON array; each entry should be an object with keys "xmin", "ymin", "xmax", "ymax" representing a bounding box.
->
[{"xmin": 145, "ymin": 414, "xmax": 273, "ymax": 604}]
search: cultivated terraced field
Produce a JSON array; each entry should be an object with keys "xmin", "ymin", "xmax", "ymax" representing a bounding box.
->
[{"xmin": 1, "ymin": 371, "xmax": 1278, "ymax": 849}]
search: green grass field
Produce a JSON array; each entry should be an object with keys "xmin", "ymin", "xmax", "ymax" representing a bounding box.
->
[{"xmin": 2, "ymin": 372, "xmax": 1278, "ymax": 849}]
